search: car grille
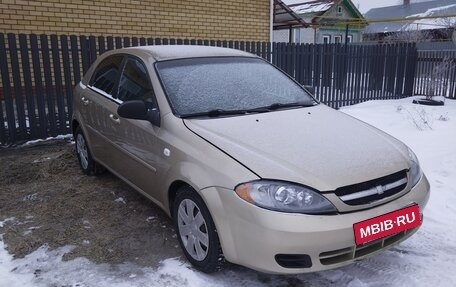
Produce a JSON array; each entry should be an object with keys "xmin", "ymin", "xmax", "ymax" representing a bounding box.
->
[
  {"xmin": 319, "ymin": 227, "xmax": 417, "ymax": 265},
  {"xmin": 334, "ymin": 170, "xmax": 408, "ymax": 205}
]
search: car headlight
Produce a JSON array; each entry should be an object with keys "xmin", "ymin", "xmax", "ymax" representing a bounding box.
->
[
  {"xmin": 235, "ymin": 180, "xmax": 337, "ymax": 214},
  {"xmin": 408, "ymin": 147, "xmax": 423, "ymax": 187}
]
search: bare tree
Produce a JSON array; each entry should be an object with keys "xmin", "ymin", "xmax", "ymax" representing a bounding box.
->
[
  {"xmin": 437, "ymin": 16, "xmax": 456, "ymax": 29},
  {"xmin": 425, "ymin": 56, "xmax": 456, "ymax": 100},
  {"xmin": 383, "ymin": 29, "xmax": 433, "ymax": 43},
  {"xmin": 436, "ymin": 16, "xmax": 456, "ymax": 39}
]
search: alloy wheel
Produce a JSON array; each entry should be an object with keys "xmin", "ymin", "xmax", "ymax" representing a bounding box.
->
[
  {"xmin": 177, "ymin": 198, "xmax": 209, "ymax": 261},
  {"xmin": 76, "ymin": 133, "xmax": 89, "ymax": 170}
]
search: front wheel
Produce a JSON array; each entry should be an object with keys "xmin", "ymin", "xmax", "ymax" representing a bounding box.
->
[{"xmin": 173, "ymin": 186, "xmax": 224, "ymax": 273}]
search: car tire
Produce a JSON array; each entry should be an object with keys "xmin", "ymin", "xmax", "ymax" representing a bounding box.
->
[
  {"xmin": 74, "ymin": 127, "xmax": 100, "ymax": 176},
  {"xmin": 173, "ymin": 186, "xmax": 224, "ymax": 273}
]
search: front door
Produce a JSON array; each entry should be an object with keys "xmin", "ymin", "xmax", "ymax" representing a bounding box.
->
[{"xmin": 112, "ymin": 56, "xmax": 164, "ymax": 201}]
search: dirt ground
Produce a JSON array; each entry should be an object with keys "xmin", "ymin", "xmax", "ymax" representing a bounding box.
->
[{"xmin": 0, "ymin": 139, "xmax": 182, "ymax": 267}]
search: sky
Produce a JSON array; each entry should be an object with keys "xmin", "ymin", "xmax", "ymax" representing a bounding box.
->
[{"xmin": 351, "ymin": 0, "xmax": 401, "ymax": 13}]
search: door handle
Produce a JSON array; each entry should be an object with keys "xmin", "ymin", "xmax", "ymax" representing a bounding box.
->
[
  {"xmin": 109, "ymin": 114, "xmax": 120, "ymax": 124},
  {"xmin": 81, "ymin": 97, "xmax": 90, "ymax": 106}
]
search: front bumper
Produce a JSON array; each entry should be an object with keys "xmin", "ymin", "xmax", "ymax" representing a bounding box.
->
[{"xmin": 200, "ymin": 174, "xmax": 430, "ymax": 274}]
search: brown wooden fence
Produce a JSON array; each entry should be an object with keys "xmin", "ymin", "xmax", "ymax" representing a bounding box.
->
[{"xmin": 0, "ymin": 33, "xmax": 433, "ymax": 144}]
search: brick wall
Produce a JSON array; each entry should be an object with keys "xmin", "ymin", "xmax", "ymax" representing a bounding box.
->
[{"xmin": 0, "ymin": 0, "xmax": 270, "ymax": 41}]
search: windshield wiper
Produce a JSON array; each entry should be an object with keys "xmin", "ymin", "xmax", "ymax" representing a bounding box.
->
[
  {"xmin": 180, "ymin": 108, "xmax": 269, "ymax": 119},
  {"xmin": 248, "ymin": 101, "xmax": 316, "ymax": 112},
  {"xmin": 180, "ymin": 102, "xmax": 316, "ymax": 119}
]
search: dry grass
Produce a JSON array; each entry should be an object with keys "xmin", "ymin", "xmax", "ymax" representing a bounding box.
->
[{"xmin": 0, "ymin": 140, "xmax": 181, "ymax": 267}]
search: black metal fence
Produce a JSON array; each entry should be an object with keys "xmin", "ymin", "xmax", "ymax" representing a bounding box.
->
[
  {"xmin": 414, "ymin": 50, "xmax": 456, "ymax": 98},
  {"xmin": 0, "ymin": 33, "xmax": 440, "ymax": 144},
  {"xmin": 274, "ymin": 43, "xmax": 417, "ymax": 107}
]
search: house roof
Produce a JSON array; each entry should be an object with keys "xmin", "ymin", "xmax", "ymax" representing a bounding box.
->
[
  {"xmin": 364, "ymin": 0, "xmax": 456, "ymax": 34},
  {"xmin": 287, "ymin": 0, "xmax": 335, "ymax": 15},
  {"xmin": 283, "ymin": 0, "xmax": 365, "ymax": 24}
]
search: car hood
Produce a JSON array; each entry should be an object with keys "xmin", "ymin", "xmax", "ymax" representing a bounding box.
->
[{"xmin": 183, "ymin": 105, "xmax": 411, "ymax": 191}]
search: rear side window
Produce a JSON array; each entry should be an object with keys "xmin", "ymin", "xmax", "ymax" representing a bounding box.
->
[
  {"xmin": 117, "ymin": 58, "xmax": 155, "ymax": 103},
  {"xmin": 90, "ymin": 55, "xmax": 123, "ymax": 96}
]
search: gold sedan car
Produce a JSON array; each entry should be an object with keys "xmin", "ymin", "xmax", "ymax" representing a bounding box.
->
[{"xmin": 72, "ymin": 46, "xmax": 430, "ymax": 274}]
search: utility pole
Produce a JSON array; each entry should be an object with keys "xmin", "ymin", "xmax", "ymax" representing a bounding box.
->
[
  {"xmin": 416, "ymin": 23, "xmax": 419, "ymax": 42},
  {"xmin": 289, "ymin": 26, "xmax": 293, "ymax": 43},
  {"xmin": 345, "ymin": 24, "xmax": 349, "ymax": 43}
]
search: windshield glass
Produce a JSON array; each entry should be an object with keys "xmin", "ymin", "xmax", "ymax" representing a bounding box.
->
[{"xmin": 155, "ymin": 57, "xmax": 316, "ymax": 117}]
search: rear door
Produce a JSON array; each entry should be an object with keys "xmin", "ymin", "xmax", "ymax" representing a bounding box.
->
[{"xmin": 83, "ymin": 54, "xmax": 124, "ymax": 165}]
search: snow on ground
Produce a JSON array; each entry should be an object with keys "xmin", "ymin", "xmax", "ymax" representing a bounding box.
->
[
  {"xmin": 21, "ymin": 134, "xmax": 74, "ymax": 146},
  {"xmin": 1, "ymin": 96, "xmax": 456, "ymax": 287}
]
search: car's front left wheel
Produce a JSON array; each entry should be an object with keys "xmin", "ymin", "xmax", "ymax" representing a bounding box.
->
[{"xmin": 173, "ymin": 186, "xmax": 224, "ymax": 273}]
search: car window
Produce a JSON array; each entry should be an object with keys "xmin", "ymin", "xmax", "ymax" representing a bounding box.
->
[
  {"xmin": 117, "ymin": 58, "xmax": 156, "ymax": 106},
  {"xmin": 155, "ymin": 57, "xmax": 316, "ymax": 116},
  {"xmin": 90, "ymin": 55, "xmax": 123, "ymax": 96}
]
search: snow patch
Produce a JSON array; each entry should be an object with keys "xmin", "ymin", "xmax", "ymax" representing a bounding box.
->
[
  {"xmin": 114, "ymin": 197, "xmax": 126, "ymax": 204},
  {"xmin": 22, "ymin": 134, "xmax": 73, "ymax": 146},
  {"xmin": 146, "ymin": 216, "xmax": 156, "ymax": 223},
  {"xmin": 403, "ymin": 4, "xmax": 456, "ymax": 31},
  {"xmin": 23, "ymin": 193, "xmax": 39, "ymax": 202},
  {"xmin": 0, "ymin": 239, "xmax": 224, "ymax": 287},
  {"xmin": 0, "ymin": 218, "xmax": 16, "ymax": 228},
  {"xmin": 291, "ymin": 2, "xmax": 332, "ymax": 14}
]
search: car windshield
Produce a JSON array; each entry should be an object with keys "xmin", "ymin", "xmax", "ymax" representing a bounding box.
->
[{"xmin": 155, "ymin": 57, "xmax": 317, "ymax": 117}]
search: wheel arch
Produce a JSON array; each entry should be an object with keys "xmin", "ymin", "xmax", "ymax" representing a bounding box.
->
[
  {"xmin": 72, "ymin": 119, "xmax": 80, "ymax": 136},
  {"xmin": 168, "ymin": 180, "xmax": 192, "ymax": 217}
]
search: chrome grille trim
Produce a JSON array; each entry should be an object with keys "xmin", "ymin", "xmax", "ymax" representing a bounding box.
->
[
  {"xmin": 334, "ymin": 169, "xmax": 408, "ymax": 206},
  {"xmin": 340, "ymin": 178, "xmax": 408, "ymax": 202}
]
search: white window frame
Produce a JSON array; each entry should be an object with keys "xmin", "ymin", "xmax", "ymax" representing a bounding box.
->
[
  {"xmin": 322, "ymin": 35, "xmax": 331, "ymax": 44},
  {"xmin": 293, "ymin": 28, "xmax": 301, "ymax": 43},
  {"xmin": 334, "ymin": 35, "xmax": 342, "ymax": 44},
  {"xmin": 347, "ymin": 34, "xmax": 353, "ymax": 43}
]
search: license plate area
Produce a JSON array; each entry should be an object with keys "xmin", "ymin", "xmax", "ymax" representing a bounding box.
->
[{"xmin": 353, "ymin": 204, "xmax": 421, "ymax": 245}]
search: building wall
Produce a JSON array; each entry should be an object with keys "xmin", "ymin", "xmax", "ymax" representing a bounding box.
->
[
  {"xmin": 297, "ymin": 27, "xmax": 315, "ymax": 43},
  {"xmin": 0, "ymin": 0, "xmax": 270, "ymax": 41},
  {"xmin": 316, "ymin": 28, "xmax": 361, "ymax": 43},
  {"xmin": 312, "ymin": 1, "xmax": 364, "ymax": 44},
  {"xmin": 273, "ymin": 29, "xmax": 289, "ymax": 42},
  {"xmin": 324, "ymin": 1, "xmax": 352, "ymax": 19}
]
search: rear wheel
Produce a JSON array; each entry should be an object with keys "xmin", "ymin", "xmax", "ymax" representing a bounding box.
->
[
  {"xmin": 173, "ymin": 186, "xmax": 224, "ymax": 273},
  {"xmin": 75, "ymin": 127, "xmax": 105, "ymax": 175}
]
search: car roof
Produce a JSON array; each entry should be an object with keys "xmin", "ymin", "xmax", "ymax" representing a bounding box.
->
[{"xmin": 120, "ymin": 45, "xmax": 257, "ymax": 61}]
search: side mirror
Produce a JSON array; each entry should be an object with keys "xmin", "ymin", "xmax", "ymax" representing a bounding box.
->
[
  {"xmin": 117, "ymin": 100, "xmax": 161, "ymax": 127},
  {"xmin": 304, "ymin": 85, "xmax": 315, "ymax": 95},
  {"xmin": 147, "ymin": 108, "xmax": 161, "ymax": 127}
]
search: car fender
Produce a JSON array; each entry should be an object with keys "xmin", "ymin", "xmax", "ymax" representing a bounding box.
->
[
  {"xmin": 162, "ymin": 162, "xmax": 240, "ymax": 263},
  {"xmin": 161, "ymin": 159, "xmax": 234, "ymax": 214}
]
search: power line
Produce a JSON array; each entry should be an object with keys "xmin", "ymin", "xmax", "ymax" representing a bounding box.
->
[{"xmin": 307, "ymin": 13, "xmax": 456, "ymax": 26}]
